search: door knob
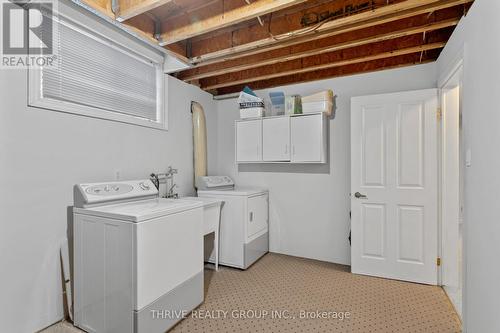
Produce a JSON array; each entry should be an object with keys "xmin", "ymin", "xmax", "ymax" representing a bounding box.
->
[{"xmin": 354, "ymin": 192, "xmax": 368, "ymax": 199}]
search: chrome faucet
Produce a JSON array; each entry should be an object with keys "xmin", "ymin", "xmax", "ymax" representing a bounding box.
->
[
  {"xmin": 165, "ymin": 166, "xmax": 179, "ymax": 198},
  {"xmin": 150, "ymin": 166, "xmax": 179, "ymax": 198},
  {"xmin": 167, "ymin": 166, "xmax": 178, "ymax": 176},
  {"xmin": 166, "ymin": 183, "xmax": 178, "ymax": 199}
]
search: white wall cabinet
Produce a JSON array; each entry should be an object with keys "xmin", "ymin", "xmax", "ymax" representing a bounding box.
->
[
  {"xmin": 236, "ymin": 119, "xmax": 262, "ymax": 162},
  {"xmin": 263, "ymin": 117, "xmax": 290, "ymax": 161},
  {"xmin": 236, "ymin": 113, "xmax": 327, "ymax": 164},
  {"xmin": 291, "ymin": 114, "xmax": 327, "ymax": 163}
]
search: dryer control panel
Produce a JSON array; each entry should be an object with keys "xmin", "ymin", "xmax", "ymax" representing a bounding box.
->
[
  {"xmin": 196, "ymin": 176, "xmax": 235, "ymax": 190},
  {"xmin": 74, "ymin": 179, "xmax": 158, "ymax": 208}
]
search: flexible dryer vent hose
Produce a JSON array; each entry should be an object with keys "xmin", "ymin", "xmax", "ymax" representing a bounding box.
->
[{"xmin": 191, "ymin": 101, "xmax": 207, "ymax": 187}]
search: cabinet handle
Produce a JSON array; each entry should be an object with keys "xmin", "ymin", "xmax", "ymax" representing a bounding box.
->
[{"xmin": 249, "ymin": 212, "xmax": 253, "ymax": 222}]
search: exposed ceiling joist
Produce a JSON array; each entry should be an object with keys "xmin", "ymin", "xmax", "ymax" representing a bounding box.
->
[
  {"xmin": 202, "ymin": 41, "xmax": 446, "ymax": 90},
  {"xmin": 189, "ymin": 0, "xmax": 472, "ymax": 66},
  {"xmin": 180, "ymin": 18, "xmax": 459, "ymax": 82},
  {"xmin": 77, "ymin": 0, "xmax": 472, "ymax": 95},
  {"xmin": 115, "ymin": 0, "xmax": 173, "ymax": 22},
  {"xmin": 215, "ymin": 55, "xmax": 437, "ymax": 95},
  {"xmin": 158, "ymin": 0, "xmax": 309, "ymax": 46}
]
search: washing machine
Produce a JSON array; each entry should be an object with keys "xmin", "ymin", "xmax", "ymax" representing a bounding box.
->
[
  {"xmin": 196, "ymin": 176, "xmax": 269, "ymax": 269},
  {"xmin": 73, "ymin": 179, "xmax": 204, "ymax": 333}
]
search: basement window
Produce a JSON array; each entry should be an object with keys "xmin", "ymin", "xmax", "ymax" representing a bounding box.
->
[{"xmin": 29, "ymin": 7, "xmax": 167, "ymax": 130}]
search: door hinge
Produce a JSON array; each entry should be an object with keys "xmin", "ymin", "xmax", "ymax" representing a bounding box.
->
[
  {"xmin": 437, "ymin": 257, "xmax": 441, "ymax": 266},
  {"xmin": 436, "ymin": 107, "xmax": 442, "ymax": 120}
]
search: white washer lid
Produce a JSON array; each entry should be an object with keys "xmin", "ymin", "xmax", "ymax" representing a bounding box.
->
[
  {"xmin": 73, "ymin": 198, "xmax": 203, "ymax": 222},
  {"xmin": 197, "ymin": 186, "xmax": 268, "ymax": 196}
]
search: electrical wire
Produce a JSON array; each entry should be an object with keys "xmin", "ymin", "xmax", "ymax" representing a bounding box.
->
[{"xmin": 267, "ymin": 1, "xmax": 381, "ymax": 42}]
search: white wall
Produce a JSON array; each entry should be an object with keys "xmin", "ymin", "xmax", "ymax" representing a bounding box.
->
[
  {"xmin": 215, "ymin": 63, "xmax": 437, "ymax": 265},
  {"xmin": 0, "ymin": 72, "xmax": 216, "ymax": 332},
  {"xmin": 437, "ymin": 1, "xmax": 500, "ymax": 331}
]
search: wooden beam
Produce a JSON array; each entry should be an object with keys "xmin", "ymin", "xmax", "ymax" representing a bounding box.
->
[
  {"xmin": 81, "ymin": 0, "xmax": 115, "ymax": 18},
  {"xmin": 160, "ymin": 0, "xmax": 221, "ymax": 22},
  {"xmin": 190, "ymin": 0, "xmax": 472, "ymax": 65},
  {"xmin": 215, "ymin": 55, "xmax": 437, "ymax": 95},
  {"xmin": 181, "ymin": 18, "xmax": 458, "ymax": 82},
  {"xmin": 185, "ymin": 0, "xmax": 346, "ymax": 46},
  {"xmin": 202, "ymin": 41, "xmax": 446, "ymax": 90},
  {"xmin": 116, "ymin": 0, "xmax": 173, "ymax": 22},
  {"xmin": 80, "ymin": 0, "xmax": 191, "ymax": 61},
  {"xmin": 82, "ymin": 0, "xmax": 161, "ymax": 45},
  {"xmin": 158, "ymin": 0, "xmax": 308, "ymax": 45}
]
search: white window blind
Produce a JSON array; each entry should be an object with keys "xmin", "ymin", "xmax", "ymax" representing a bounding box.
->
[{"xmin": 30, "ymin": 9, "xmax": 166, "ymax": 129}]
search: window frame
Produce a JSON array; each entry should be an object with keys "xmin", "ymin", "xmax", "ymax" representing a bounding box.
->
[{"xmin": 28, "ymin": 2, "xmax": 168, "ymax": 130}]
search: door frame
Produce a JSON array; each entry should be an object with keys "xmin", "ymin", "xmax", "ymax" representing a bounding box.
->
[{"xmin": 437, "ymin": 50, "xmax": 465, "ymax": 321}]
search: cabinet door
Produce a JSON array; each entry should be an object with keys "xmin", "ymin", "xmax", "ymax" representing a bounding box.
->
[
  {"xmin": 236, "ymin": 119, "xmax": 262, "ymax": 162},
  {"xmin": 291, "ymin": 114, "xmax": 324, "ymax": 162},
  {"xmin": 247, "ymin": 193, "xmax": 269, "ymax": 241},
  {"xmin": 263, "ymin": 117, "xmax": 290, "ymax": 161}
]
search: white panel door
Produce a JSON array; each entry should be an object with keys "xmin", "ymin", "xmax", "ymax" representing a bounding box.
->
[
  {"xmin": 236, "ymin": 119, "xmax": 262, "ymax": 162},
  {"xmin": 351, "ymin": 89, "xmax": 438, "ymax": 285},
  {"xmin": 263, "ymin": 117, "xmax": 290, "ymax": 161},
  {"xmin": 291, "ymin": 114, "xmax": 322, "ymax": 162}
]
